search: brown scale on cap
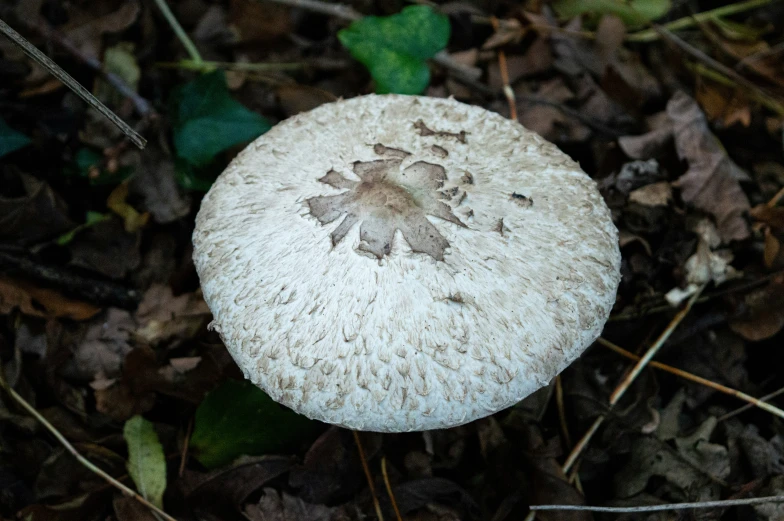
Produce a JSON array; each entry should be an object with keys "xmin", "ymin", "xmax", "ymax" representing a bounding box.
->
[{"xmin": 306, "ymin": 146, "xmax": 466, "ymax": 261}]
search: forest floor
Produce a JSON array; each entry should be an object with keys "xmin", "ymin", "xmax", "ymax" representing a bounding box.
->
[{"xmin": 2, "ymin": 0, "xmax": 784, "ymax": 520}]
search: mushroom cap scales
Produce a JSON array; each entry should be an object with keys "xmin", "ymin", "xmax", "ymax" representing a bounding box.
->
[{"xmin": 193, "ymin": 94, "xmax": 621, "ymax": 432}]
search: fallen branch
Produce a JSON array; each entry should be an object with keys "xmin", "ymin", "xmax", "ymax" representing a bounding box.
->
[{"xmin": 531, "ymin": 495, "xmax": 784, "ymax": 513}]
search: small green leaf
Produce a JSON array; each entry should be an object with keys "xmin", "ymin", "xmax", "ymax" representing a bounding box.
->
[
  {"xmin": 338, "ymin": 5, "xmax": 450, "ymax": 94},
  {"xmin": 56, "ymin": 211, "xmax": 110, "ymax": 245},
  {"xmin": 172, "ymin": 70, "xmax": 271, "ymax": 168},
  {"xmin": 190, "ymin": 379, "xmax": 318, "ymax": 469},
  {"xmin": 552, "ymin": 0, "xmax": 670, "ymax": 27},
  {"xmin": 0, "ymin": 118, "xmax": 31, "ymax": 158},
  {"xmin": 124, "ymin": 416, "xmax": 167, "ymax": 508}
]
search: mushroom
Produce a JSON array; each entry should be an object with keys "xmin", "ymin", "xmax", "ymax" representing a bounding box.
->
[{"xmin": 193, "ymin": 94, "xmax": 621, "ymax": 432}]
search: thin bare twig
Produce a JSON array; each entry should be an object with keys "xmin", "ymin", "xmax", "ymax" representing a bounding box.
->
[
  {"xmin": 152, "ymin": 0, "xmax": 203, "ymax": 64},
  {"xmin": 0, "ymin": 366, "xmax": 175, "ymax": 520},
  {"xmin": 626, "ymin": 0, "xmax": 782, "ymax": 42},
  {"xmin": 719, "ymin": 386, "xmax": 784, "ymax": 422},
  {"xmin": 179, "ymin": 417, "xmax": 193, "ymax": 478},
  {"xmin": 18, "ymin": 18, "xmax": 154, "ymax": 118},
  {"xmin": 353, "ymin": 431, "xmax": 384, "ymax": 521},
  {"xmin": 598, "ymin": 338, "xmax": 784, "ymax": 421},
  {"xmin": 555, "ymin": 375, "xmax": 572, "ymax": 449},
  {"xmin": 490, "ymin": 17, "xmax": 517, "ymax": 121},
  {"xmin": 0, "ymin": 19, "xmax": 146, "ymax": 149},
  {"xmin": 381, "ymin": 457, "xmax": 403, "ymax": 521},
  {"xmin": 656, "ymin": 25, "xmax": 784, "ymax": 116},
  {"xmin": 563, "ymin": 286, "xmax": 705, "ymax": 474},
  {"xmin": 531, "ymin": 495, "xmax": 784, "ymax": 513},
  {"xmin": 264, "ymin": 0, "xmax": 361, "ymax": 20}
]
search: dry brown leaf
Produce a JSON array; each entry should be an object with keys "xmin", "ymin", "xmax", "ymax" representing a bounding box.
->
[
  {"xmin": 276, "ymin": 85, "xmax": 339, "ymax": 117},
  {"xmin": 229, "ymin": 0, "xmax": 292, "ymax": 42},
  {"xmin": 696, "ymin": 82, "xmax": 751, "ymax": 128},
  {"xmin": 60, "ymin": 308, "xmax": 134, "ymax": 381},
  {"xmin": 764, "ymin": 228, "xmax": 781, "ymax": 268},
  {"xmin": 729, "ymin": 275, "xmax": 784, "ymax": 341},
  {"xmin": 751, "ymin": 204, "xmax": 784, "ymax": 230},
  {"xmin": 64, "ymin": 1, "xmax": 141, "ymax": 57},
  {"xmin": 628, "ymin": 182, "xmax": 672, "ymax": 207},
  {"xmin": 0, "ymin": 171, "xmax": 74, "ymax": 245},
  {"xmin": 666, "ymin": 220, "xmax": 740, "ymax": 305},
  {"xmin": 668, "ymin": 91, "xmax": 751, "ymax": 243},
  {"xmin": 481, "ymin": 18, "xmax": 523, "ymax": 50},
  {"xmin": 488, "ymin": 37, "xmax": 553, "ymax": 89},
  {"xmin": 134, "ymin": 284, "xmax": 210, "ymax": 345},
  {"xmin": 0, "ymin": 276, "xmax": 100, "ymax": 321}
]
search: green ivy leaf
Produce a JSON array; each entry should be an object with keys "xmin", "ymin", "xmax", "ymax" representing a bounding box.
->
[
  {"xmin": 0, "ymin": 118, "xmax": 31, "ymax": 158},
  {"xmin": 552, "ymin": 0, "xmax": 670, "ymax": 27},
  {"xmin": 338, "ymin": 6, "xmax": 450, "ymax": 94},
  {"xmin": 190, "ymin": 379, "xmax": 318, "ymax": 469},
  {"xmin": 171, "ymin": 70, "xmax": 271, "ymax": 168},
  {"xmin": 124, "ymin": 416, "xmax": 167, "ymax": 508}
]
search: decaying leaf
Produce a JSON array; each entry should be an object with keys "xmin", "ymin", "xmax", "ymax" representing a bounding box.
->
[
  {"xmin": 0, "ymin": 276, "xmax": 100, "ymax": 320},
  {"xmin": 668, "ymin": 92, "xmax": 751, "ymax": 243},
  {"xmin": 666, "ymin": 219, "xmax": 740, "ymax": 305},
  {"xmin": 615, "ymin": 417, "xmax": 729, "ymax": 500},
  {"xmin": 730, "ymin": 274, "xmax": 784, "ymax": 341},
  {"xmin": 0, "ymin": 170, "xmax": 74, "ymax": 245},
  {"xmin": 134, "ymin": 284, "xmax": 210, "ymax": 345},
  {"xmin": 245, "ymin": 488, "xmax": 352, "ymax": 521}
]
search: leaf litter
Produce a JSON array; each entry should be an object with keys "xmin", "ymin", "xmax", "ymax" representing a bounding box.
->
[{"xmin": 1, "ymin": 0, "xmax": 784, "ymax": 519}]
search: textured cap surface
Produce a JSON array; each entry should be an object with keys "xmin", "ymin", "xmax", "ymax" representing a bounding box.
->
[{"xmin": 193, "ymin": 94, "xmax": 621, "ymax": 432}]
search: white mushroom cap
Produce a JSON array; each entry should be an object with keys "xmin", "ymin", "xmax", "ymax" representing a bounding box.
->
[{"xmin": 193, "ymin": 94, "xmax": 621, "ymax": 432}]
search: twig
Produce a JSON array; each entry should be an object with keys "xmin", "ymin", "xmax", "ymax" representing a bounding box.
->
[
  {"xmin": 524, "ymin": 293, "xmax": 704, "ymax": 521},
  {"xmin": 0, "ymin": 19, "xmax": 146, "ymax": 149},
  {"xmin": 767, "ymin": 185, "xmax": 784, "ymax": 207},
  {"xmin": 531, "ymin": 495, "xmax": 784, "ymax": 513},
  {"xmin": 719, "ymin": 386, "xmax": 784, "ymax": 422},
  {"xmin": 264, "ymin": 0, "xmax": 361, "ymax": 20},
  {"xmin": 353, "ymin": 431, "xmax": 384, "ymax": 521},
  {"xmin": 627, "ymin": 0, "xmax": 781, "ymax": 42},
  {"xmin": 517, "ymin": 95, "xmax": 624, "ymax": 137},
  {"xmin": 381, "ymin": 457, "xmax": 403, "ymax": 521},
  {"xmin": 179, "ymin": 417, "xmax": 193, "ymax": 478},
  {"xmin": 655, "ymin": 25, "xmax": 784, "ymax": 114},
  {"xmin": 555, "ymin": 375, "xmax": 572, "ymax": 449},
  {"xmin": 490, "ymin": 17, "xmax": 517, "ymax": 121},
  {"xmin": 0, "ymin": 365, "xmax": 176, "ymax": 521},
  {"xmin": 15, "ymin": 18, "xmax": 154, "ymax": 118},
  {"xmin": 688, "ymin": 62, "xmax": 784, "ymax": 116},
  {"xmin": 152, "ymin": 0, "xmax": 203, "ymax": 64},
  {"xmin": 598, "ymin": 338, "xmax": 784, "ymax": 421},
  {"xmin": 563, "ymin": 286, "xmax": 704, "ymax": 473}
]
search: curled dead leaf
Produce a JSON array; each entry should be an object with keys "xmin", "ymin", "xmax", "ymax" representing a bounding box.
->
[
  {"xmin": 668, "ymin": 91, "xmax": 751, "ymax": 243},
  {"xmin": 0, "ymin": 276, "xmax": 100, "ymax": 320},
  {"xmin": 729, "ymin": 275, "xmax": 784, "ymax": 341}
]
